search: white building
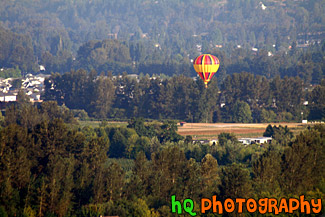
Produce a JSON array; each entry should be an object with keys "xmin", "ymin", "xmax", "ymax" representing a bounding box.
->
[
  {"xmin": 0, "ymin": 93, "xmax": 17, "ymax": 102},
  {"xmin": 239, "ymin": 137, "xmax": 272, "ymax": 145},
  {"xmin": 238, "ymin": 138, "xmax": 252, "ymax": 145}
]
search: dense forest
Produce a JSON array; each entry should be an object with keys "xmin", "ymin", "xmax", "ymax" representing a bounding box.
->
[{"xmin": 0, "ymin": 99, "xmax": 324, "ymax": 216}]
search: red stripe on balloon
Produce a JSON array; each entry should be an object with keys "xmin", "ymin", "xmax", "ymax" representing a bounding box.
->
[
  {"xmin": 198, "ymin": 72, "xmax": 204, "ymax": 80},
  {"xmin": 195, "ymin": 55, "xmax": 203, "ymax": 64},
  {"xmin": 204, "ymin": 55, "xmax": 211, "ymax": 65},
  {"xmin": 209, "ymin": 72, "xmax": 215, "ymax": 80},
  {"xmin": 211, "ymin": 55, "xmax": 219, "ymax": 64}
]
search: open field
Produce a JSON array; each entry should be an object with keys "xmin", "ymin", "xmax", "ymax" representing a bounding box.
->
[
  {"xmin": 78, "ymin": 120, "xmax": 128, "ymax": 128},
  {"xmin": 177, "ymin": 122, "xmax": 311, "ymax": 139}
]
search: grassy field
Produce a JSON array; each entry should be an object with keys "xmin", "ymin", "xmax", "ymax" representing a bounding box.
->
[{"xmin": 78, "ymin": 120, "xmax": 128, "ymax": 128}]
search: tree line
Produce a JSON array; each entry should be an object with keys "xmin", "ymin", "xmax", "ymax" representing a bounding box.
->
[
  {"xmin": 43, "ymin": 69, "xmax": 325, "ymax": 122},
  {"xmin": 0, "ymin": 99, "xmax": 324, "ymax": 216}
]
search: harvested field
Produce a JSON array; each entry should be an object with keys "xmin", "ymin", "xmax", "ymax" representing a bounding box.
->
[{"xmin": 177, "ymin": 123, "xmax": 309, "ymax": 139}]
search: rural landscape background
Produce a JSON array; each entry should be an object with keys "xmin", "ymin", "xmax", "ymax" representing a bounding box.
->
[{"xmin": 0, "ymin": 0, "xmax": 324, "ymax": 216}]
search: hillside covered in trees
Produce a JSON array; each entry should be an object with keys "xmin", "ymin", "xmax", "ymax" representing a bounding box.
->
[{"xmin": 0, "ymin": 0, "xmax": 324, "ymax": 85}]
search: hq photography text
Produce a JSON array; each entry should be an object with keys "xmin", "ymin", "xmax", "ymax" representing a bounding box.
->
[{"xmin": 171, "ymin": 195, "xmax": 322, "ymax": 216}]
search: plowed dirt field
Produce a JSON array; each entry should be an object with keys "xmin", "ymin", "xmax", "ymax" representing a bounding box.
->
[{"xmin": 177, "ymin": 123, "xmax": 307, "ymax": 138}]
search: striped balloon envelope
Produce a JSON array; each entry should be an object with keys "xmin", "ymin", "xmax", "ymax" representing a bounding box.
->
[{"xmin": 193, "ymin": 54, "xmax": 220, "ymax": 88}]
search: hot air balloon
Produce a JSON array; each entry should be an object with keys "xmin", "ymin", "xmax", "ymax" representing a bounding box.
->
[{"xmin": 193, "ymin": 54, "xmax": 220, "ymax": 88}]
